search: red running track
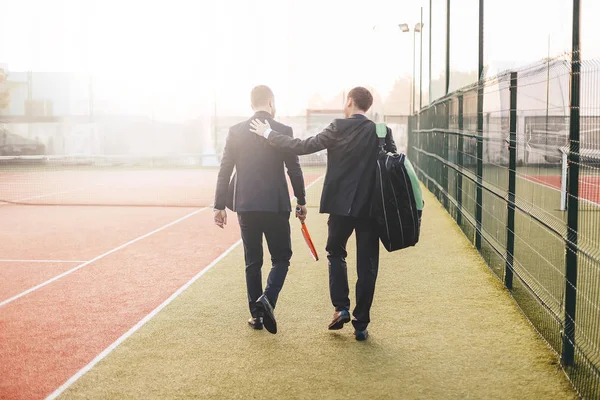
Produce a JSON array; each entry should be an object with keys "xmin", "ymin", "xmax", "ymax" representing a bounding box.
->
[{"xmin": 0, "ymin": 205, "xmax": 240, "ymax": 399}]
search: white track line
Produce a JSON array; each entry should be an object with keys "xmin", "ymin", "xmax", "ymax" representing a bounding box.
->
[
  {"xmin": 0, "ymin": 208, "xmax": 207, "ymax": 308},
  {"xmin": 0, "ymin": 259, "xmax": 87, "ymax": 263},
  {"xmin": 45, "ymin": 238, "xmax": 243, "ymax": 400},
  {"xmin": 45, "ymin": 174, "xmax": 326, "ymax": 399}
]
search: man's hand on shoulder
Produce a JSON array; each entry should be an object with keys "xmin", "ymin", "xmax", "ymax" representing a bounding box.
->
[
  {"xmin": 295, "ymin": 204, "xmax": 308, "ymax": 223},
  {"xmin": 214, "ymin": 209, "xmax": 227, "ymax": 229},
  {"xmin": 249, "ymin": 119, "xmax": 272, "ymax": 138}
]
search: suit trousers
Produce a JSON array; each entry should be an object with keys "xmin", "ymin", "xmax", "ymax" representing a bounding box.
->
[
  {"xmin": 238, "ymin": 212, "xmax": 292, "ymax": 318},
  {"xmin": 326, "ymin": 214, "xmax": 380, "ymax": 331}
]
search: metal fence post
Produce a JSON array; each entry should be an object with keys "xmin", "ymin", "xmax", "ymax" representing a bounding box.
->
[
  {"xmin": 407, "ymin": 115, "xmax": 413, "ymax": 161},
  {"xmin": 475, "ymin": 0, "xmax": 484, "ymax": 251},
  {"xmin": 505, "ymin": 72, "xmax": 518, "ymax": 290},
  {"xmin": 438, "ymin": 106, "xmax": 444, "ymax": 202},
  {"xmin": 443, "ymin": 100, "xmax": 450, "ymax": 210},
  {"xmin": 457, "ymin": 95, "xmax": 464, "ymax": 227},
  {"xmin": 431, "ymin": 108, "xmax": 438, "ymax": 196},
  {"xmin": 433, "ymin": 108, "xmax": 439, "ymax": 199},
  {"xmin": 445, "ymin": 0, "xmax": 451, "ymax": 96},
  {"xmin": 562, "ymin": 0, "xmax": 581, "ymax": 367}
]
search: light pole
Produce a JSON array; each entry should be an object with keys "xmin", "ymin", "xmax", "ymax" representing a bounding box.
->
[
  {"xmin": 429, "ymin": 0, "xmax": 432, "ymax": 105},
  {"xmin": 373, "ymin": 23, "xmax": 409, "ymax": 115},
  {"xmin": 372, "ymin": 21, "xmax": 423, "ymax": 116},
  {"xmin": 419, "ymin": 7, "xmax": 423, "ymax": 110},
  {"xmin": 397, "ymin": 23, "xmax": 411, "ymax": 115},
  {"xmin": 412, "ymin": 21, "xmax": 424, "ymax": 115}
]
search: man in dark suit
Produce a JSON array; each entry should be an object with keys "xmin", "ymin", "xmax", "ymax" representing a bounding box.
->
[
  {"xmin": 249, "ymin": 87, "xmax": 396, "ymax": 341},
  {"xmin": 214, "ymin": 85, "xmax": 307, "ymax": 335}
]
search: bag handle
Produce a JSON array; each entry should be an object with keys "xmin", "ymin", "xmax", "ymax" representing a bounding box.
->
[{"xmin": 375, "ymin": 122, "xmax": 387, "ymax": 149}]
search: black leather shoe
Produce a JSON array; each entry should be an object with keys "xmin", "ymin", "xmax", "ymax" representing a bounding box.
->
[
  {"xmin": 248, "ymin": 317, "xmax": 263, "ymax": 330},
  {"xmin": 255, "ymin": 294, "xmax": 277, "ymax": 334},
  {"xmin": 355, "ymin": 329, "xmax": 369, "ymax": 341},
  {"xmin": 328, "ymin": 310, "xmax": 351, "ymax": 330}
]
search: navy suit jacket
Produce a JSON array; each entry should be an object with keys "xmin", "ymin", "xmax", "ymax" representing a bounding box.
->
[
  {"xmin": 265, "ymin": 114, "xmax": 396, "ymax": 217},
  {"xmin": 214, "ymin": 111, "xmax": 306, "ymax": 213}
]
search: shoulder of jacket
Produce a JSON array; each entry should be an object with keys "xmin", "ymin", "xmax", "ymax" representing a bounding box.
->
[
  {"xmin": 329, "ymin": 118, "xmax": 344, "ymax": 130},
  {"xmin": 230, "ymin": 121, "xmax": 246, "ymax": 133},
  {"xmin": 271, "ymin": 120, "xmax": 292, "ymax": 133},
  {"xmin": 337, "ymin": 117, "xmax": 375, "ymax": 129}
]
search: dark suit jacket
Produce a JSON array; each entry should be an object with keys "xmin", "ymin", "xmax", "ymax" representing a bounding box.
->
[
  {"xmin": 214, "ymin": 111, "xmax": 306, "ymax": 213},
  {"xmin": 265, "ymin": 114, "xmax": 396, "ymax": 217}
]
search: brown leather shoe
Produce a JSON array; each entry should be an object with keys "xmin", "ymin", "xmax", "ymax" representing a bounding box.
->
[
  {"xmin": 248, "ymin": 317, "xmax": 263, "ymax": 330},
  {"xmin": 328, "ymin": 310, "xmax": 351, "ymax": 330}
]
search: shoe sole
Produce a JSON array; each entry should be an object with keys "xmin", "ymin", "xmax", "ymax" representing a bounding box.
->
[{"xmin": 328, "ymin": 314, "xmax": 351, "ymax": 330}]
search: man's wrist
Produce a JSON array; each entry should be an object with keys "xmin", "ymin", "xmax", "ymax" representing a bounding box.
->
[
  {"xmin": 296, "ymin": 198, "xmax": 306, "ymax": 206},
  {"xmin": 213, "ymin": 207, "xmax": 225, "ymax": 212},
  {"xmin": 263, "ymin": 128, "xmax": 272, "ymax": 138}
]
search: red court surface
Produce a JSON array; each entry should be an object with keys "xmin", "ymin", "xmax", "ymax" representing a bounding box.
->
[
  {"xmin": 522, "ymin": 174, "xmax": 600, "ymax": 205},
  {"xmin": 0, "ymin": 169, "xmax": 324, "ymax": 207},
  {"xmin": 0, "ymin": 262, "xmax": 80, "ymax": 301},
  {"xmin": 0, "ymin": 170, "xmax": 221, "ymax": 206},
  {"xmin": 0, "ymin": 204, "xmax": 241, "ymax": 399},
  {"xmin": 0, "ymin": 171, "xmax": 323, "ymax": 399}
]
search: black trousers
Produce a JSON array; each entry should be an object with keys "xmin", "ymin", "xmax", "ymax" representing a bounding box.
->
[
  {"xmin": 238, "ymin": 212, "xmax": 292, "ymax": 318},
  {"xmin": 326, "ymin": 214, "xmax": 380, "ymax": 331}
]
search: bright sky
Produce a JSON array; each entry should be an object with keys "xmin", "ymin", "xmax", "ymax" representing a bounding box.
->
[{"xmin": 0, "ymin": 0, "xmax": 598, "ymax": 121}]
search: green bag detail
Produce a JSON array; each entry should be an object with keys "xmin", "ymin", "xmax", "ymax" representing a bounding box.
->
[{"xmin": 375, "ymin": 122, "xmax": 423, "ymax": 210}]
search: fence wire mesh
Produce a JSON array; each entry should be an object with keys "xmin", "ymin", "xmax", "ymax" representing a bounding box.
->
[{"xmin": 410, "ymin": 54, "xmax": 600, "ymax": 399}]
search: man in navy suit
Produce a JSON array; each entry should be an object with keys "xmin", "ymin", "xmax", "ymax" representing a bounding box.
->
[{"xmin": 213, "ymin": 85, "xmax": 306, "ymax": 334}]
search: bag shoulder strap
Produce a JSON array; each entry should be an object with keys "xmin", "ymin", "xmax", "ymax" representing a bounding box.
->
[{"xmin": 375, "ymin": 122, "xmax": 387, "ymax": 148}]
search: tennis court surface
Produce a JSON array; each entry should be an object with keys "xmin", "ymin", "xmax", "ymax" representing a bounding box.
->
[
  {"xmin": 0, "ymin": 171, "xmax": 577, "ymax": 398},
  {"xmin": 0, "ymin": 204, "xmax": 242, "ymax": 398},
  {"xmin": 0, "ymin": 155, "xmax": 324, "ymax": 207}
]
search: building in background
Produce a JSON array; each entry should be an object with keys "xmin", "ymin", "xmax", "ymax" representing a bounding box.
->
[
  {"xmin": 0, "ymin": 68, "xmax": 96, "ymax": 156},
  {"xmin": 0, "ymin": 64, "xmax": 46, "ymax": 155},
  {"xmin": 0, "ymin": 69, "xmax": 214, "ymax": 160}
]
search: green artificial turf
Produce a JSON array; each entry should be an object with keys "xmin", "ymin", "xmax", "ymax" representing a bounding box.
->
[{"xmin": 61, "ymin": 187, "xmax": 576, "ymax": 399}]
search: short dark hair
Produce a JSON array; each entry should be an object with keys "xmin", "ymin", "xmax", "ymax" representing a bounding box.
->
[
  {"xmin": 347, "ymin": 86, "xmax": 373, "ymax": 112},
  {"xmin": 250, "ymin": 85, "xmax": 274, "ymax": 108}
]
